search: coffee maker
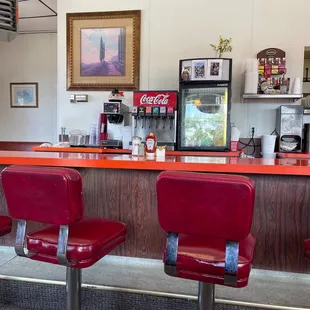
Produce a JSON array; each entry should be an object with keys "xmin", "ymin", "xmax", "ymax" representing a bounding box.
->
[
  {"xmin": 98, "ymin": 91, "xmax": 129, "ymax": 149},
  {"xmin": 276, "ymin": 105, "xmax": 304, "ymax": 152},
  {"xmin": 132, "ymin": 91, "xmax": 178, "ymax": 150}
]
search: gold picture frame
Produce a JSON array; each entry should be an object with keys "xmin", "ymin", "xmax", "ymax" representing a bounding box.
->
[{"xmin": 67, "ymin": 10, "xmax": 141, "ymax": 91}]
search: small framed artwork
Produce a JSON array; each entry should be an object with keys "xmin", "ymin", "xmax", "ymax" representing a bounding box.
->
[
  {"xmin": 181, "ymin": 66, "xmax": 192, "ymax": 81},
  {"xmin": 180, "ymin": 60, "xmax": 193, "ymax": 81},
  {"xmin": 206, "ymin": 59, "xmax": 223, "ymax": 80},
  {"xmin": 10, "ymin": 83, "xmax": 38, "ymax": 108},
  {"xmin": 67, "ymin": 10, "xmax": 141, "ymax": 90},
  {"xmin": 192, "ymin": 60, "xmax": 208, "ymax": 81}
]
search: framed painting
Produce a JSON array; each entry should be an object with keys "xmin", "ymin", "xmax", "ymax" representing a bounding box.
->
[
  {"xmin": 10, "ymin": 83, "xmax": 38, "ymax": 108},
  {"xmin": 67, "ymin": 10, "xmax": 141, "ymax": 91}
]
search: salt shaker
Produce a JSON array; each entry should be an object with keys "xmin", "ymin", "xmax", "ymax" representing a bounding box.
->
[{"xmin": 132, "ymin": 136, "xmax": 142, "ymax": 156}]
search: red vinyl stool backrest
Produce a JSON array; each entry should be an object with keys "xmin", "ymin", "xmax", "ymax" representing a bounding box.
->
[
  {"xmin": 157, "ymin": 171, "xmax": 255, "ymax": 241},
  {"xmin": 1, "ymin": 165, "xmax": 84, "ymax": 225}
]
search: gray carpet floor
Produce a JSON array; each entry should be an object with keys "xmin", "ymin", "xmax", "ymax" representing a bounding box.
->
[
  {"xmin": 0, "ymin": 247, "xmax": 308, "ymax": 309},
  {"xmin": 0, "ymin": 280, "xmax": 261, "ymax": 310}
]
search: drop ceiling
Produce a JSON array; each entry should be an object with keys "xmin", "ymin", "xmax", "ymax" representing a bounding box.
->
[{"xmin": 19, "ymin": 0, "xmax": 57, "ymax": 34}]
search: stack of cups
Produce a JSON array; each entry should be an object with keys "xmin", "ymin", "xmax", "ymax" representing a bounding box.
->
[
  {"xmin": 230, "ymin": 124, "xmax": 240, "ymax": 151},
  {"xmin": 292, "ymin": 77, "xmax": 301, "ymax": 95},
  {"xmin": 244, "ymin": 58, "xmax": 259, "ymax": 94},
  {"xmin": 261, "ymin": 135, "xmax": 277, "ymax": 159},
  {"xmin": 89, "ymin": 124, "xmax": 98, "ymax": 145}
]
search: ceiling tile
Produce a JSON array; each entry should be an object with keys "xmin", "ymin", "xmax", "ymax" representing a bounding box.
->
[
  {"xmin": 19, "ymin": 16, "xmax": 57, "ymax": 32},
  {"xmin": 18, "ymin": 0, "xmax": 57, "ymax": 33},
  {"xmin": 39, "ymin": 0, "xmax": 57, "ymax": 13},
  {"xmin": 19, "ymin": 0, "xmax": 55, "ymax": 18}
]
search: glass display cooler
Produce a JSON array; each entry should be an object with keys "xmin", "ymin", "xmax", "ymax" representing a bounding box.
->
[{"xmin": 177, "ymin": 58, "xmax": 232, "ymax": 151}]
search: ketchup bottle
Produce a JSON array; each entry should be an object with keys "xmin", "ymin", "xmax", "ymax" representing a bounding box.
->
[{"xmin": 145, "ymin": 132, "xmax": 156, "ymax": 159}]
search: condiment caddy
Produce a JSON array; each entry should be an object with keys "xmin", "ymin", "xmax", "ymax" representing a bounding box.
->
[{"xmin": 131, "ymin": 132, "xmax": 166, "ymax": 159}]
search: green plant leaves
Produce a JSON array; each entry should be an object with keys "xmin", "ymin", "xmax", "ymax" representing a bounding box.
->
[{"xmin": 210, "ymin": 36, "xmax": 232, "ymax": 57}]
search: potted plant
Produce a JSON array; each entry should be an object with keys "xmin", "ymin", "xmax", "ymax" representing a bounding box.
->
[{"xmin": 210, "ymin": 35, "xmax": 232, "ymax": 58}]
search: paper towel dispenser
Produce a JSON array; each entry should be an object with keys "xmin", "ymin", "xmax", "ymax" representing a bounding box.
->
[{"xmin": 0, "ymin": 0, "xmax": 18, "ymax": 42}]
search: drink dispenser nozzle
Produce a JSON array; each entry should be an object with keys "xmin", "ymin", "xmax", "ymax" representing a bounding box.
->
[
  {"xmin": 167, "ymin": 107, "xmax": 174, "ymax": 130},
  {"xmin": 145, "ymin": 107, "xmax": 152, "ymax": 129},
  {"xmin": 132, "ymin": 106, "xmax": 138, "ymax": 128},
  {"xmin": 138, "ymin": 107, "xmax": 145, "ymax": 128},
  {"xmin": 159, "ymin": 107, "xmax": 167, "ymax": 129},
  {"xmin": 152, "ymin": 107, "xmax": 160, "ymax": 129}
]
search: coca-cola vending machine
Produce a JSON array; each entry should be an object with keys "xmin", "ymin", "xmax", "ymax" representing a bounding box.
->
[{"xmin": 132, "ymin": 91, "xmax": 178, "ymax": 150}]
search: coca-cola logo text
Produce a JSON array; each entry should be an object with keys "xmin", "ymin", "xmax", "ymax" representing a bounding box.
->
[{"xmin": 140, "ymin": 94, "xmax": 169, "ymax": 105}]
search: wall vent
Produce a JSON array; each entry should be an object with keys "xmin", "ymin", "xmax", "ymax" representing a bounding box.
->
[{"xmin": 0, "ymin": 0, "xmax": 18, "ymax": 42}]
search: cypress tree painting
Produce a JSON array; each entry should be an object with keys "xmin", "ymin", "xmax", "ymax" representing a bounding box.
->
[
  {"xmin": 100, "ymin": 37, "xmax": 105, "ymax": 62},
  {"xmin": 81, "ymin": 28, "xmax": 126, "ymax": 76},
  {"xmin": 118, "ymin": 28, "xmax": 125, "ymax": 63}
]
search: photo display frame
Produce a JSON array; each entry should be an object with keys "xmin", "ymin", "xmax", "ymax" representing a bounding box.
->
[{"xmin": 180, "ymin": 58, "xmax": 230, "ymax": 82}]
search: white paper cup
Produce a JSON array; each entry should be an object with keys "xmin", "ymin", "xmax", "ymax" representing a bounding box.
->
[
  {"xmin": 262, "ymin": 158, "xmax": 275, "ymax": 165},
  {"xmin": 261, "ymin": 135, "xmax": 277, "ymax": 154},
  {"xmin": 261, "ymin": 152, "xmax": 276, "ymax": 159}
]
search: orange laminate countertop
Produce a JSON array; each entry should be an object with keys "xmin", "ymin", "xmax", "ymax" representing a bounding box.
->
[
  {"xmin": 32, "ymin": 147, "xmax": 239, "ymax": 157},
  {"xmin": 277, "ymin": 153, "xmax": 310, "ymax": 159},
  {"xmin": 0, "ymin": 151, "xmax": 310, "ymax": 176}
]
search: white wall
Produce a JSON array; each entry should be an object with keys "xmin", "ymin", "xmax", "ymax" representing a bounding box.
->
[
  {"xmin": 57, "ymin": 0, "xmax": 310, "ymax": 138},
  {"xmin": 303, "ymin": 83, "xmax": 310, "ymax": 94},
  {"xmin": 0, "ymin": 34, "xmax": 57, "ymax": 142}
]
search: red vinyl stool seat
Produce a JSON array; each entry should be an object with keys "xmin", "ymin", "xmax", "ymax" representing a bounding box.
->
[
  {"xmin": 305, "ymin": 239, "xmax": 310, "ymax": 260},
  {"xmin": 1, "ymin": 165, "xmax": 127, "ymax": 310},
  {"xmin": 27, "ymin": 218, "xmax": 126, "ymax": 269},
  {"xmin": 157, "ymin": 171, "xmax": 256, "ymax": 310},
  {"xmin": 174, "ymin": 233, "xmax": 256, "ymax": 288},
  {"xmin": 0, "ymin": 216, "xmax": 12, "ymax": 237}
]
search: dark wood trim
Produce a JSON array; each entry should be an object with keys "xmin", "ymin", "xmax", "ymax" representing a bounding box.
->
[
  {"xmin": 19, "ymin": 31, "xmax": 57, "ymax": 35},
  {"xmin": 19, "ymin": 15, "xmax": 57, "ymax": 20},
  {"xmin": 0, "ymin": 142, "xmax": 48, "ymax": 151}
]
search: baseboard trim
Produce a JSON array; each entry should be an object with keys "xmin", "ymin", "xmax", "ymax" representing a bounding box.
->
[{"xmin": 0, "ymin": 274, "xmax": 307, "ymax": 310}]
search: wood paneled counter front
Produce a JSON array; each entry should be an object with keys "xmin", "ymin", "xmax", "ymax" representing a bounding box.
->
[{"xmin": 0, "ymin": 150, "xmax": 310, "ymax": 273}]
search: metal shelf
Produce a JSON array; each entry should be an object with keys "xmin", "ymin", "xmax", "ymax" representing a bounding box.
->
[{"xmin": 242, "ymin": 94, "xmax": 303, "ymax": 103}]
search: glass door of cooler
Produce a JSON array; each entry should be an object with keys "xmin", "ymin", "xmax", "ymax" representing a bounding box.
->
[{"xmin": 177, "ymin": 85, "xmax": 231, "ymax": 151}]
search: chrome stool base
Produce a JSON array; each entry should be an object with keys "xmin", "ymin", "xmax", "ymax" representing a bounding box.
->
[
  {"xmin": 66, "ymin": 267, "xmax": 81, "ymax": 310},
  {"xmin": 198, "ymin": 282, "xmax": 214, "ymax": 310}
]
